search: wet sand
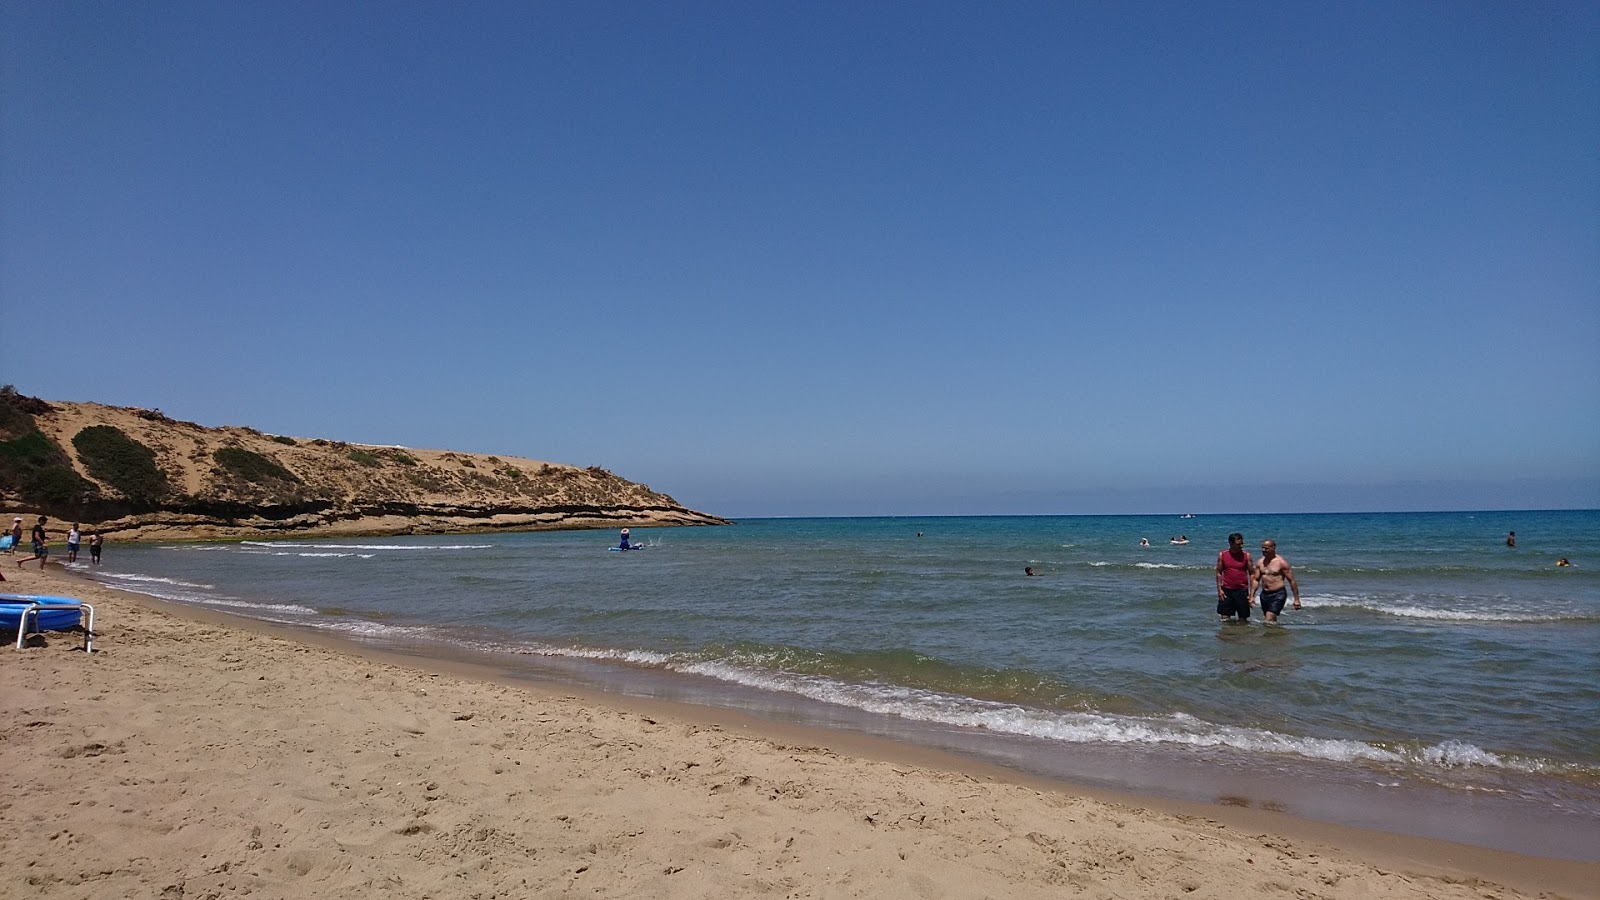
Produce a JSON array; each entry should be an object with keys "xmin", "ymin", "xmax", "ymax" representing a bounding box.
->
[{"xmin": 2, "ymin": 564, "xmax": 1595, "ymax": 899}]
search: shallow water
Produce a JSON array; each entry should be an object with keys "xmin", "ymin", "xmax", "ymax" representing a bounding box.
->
[{"xmin": 76, "ymin": 510, "xmax": 1600, "ymax": 858}]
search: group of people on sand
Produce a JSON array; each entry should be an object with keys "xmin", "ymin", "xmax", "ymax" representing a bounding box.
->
[{"xmin": 7, "ymin": 515, "xmax": 103, "ymax": 570}]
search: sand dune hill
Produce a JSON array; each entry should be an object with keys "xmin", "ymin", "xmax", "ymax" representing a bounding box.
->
[{"xmin": 0, "ymin": 393, "xmax": 727, "ymax": 540}]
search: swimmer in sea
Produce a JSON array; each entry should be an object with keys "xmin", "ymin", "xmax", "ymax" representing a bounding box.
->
[
  {"xmin": 1025, "ymin": 566, "xmax": 1038, "ymax": 576},
  {"xmin": 1252, "ymin": 539, "xmax": 1301, "ymax": 623},
  {"xmin": 1139, "ymin": 538, "xmax": 1150, "ymax": 547},
  {"xmin": 1556, "ymin": 558, "xmax": 1572, "ymax": 567}
]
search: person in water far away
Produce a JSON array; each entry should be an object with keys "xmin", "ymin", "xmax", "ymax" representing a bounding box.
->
[
  {"xmin": 1506, "ymin": 531, "xmax": 1516, "ymax": 547},
  {"xmin": 619, "ymin": 528, "xmax": 632, "ymax": 550},
  {"xmin": 1252, "ymin": 539, "xmax": 1301, "ymax": 623},
  {"xmin": 1215, "ymin": 532, "xmax": 1252, "ymax": 623}
]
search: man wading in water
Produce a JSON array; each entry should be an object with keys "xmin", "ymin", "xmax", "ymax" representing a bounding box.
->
[
  {"xmin": 1214, "ymin": 532, "xmax": 1253, "ymax": 623},
  {"xmin": 1253, "ymin": 539, "xmax": 1301, "ymax": 623}
]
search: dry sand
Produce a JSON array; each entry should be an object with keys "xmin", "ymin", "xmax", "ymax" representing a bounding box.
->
[{"xmin": 2, "ymin": 564, "xmax": 1595, "ymax": 899}]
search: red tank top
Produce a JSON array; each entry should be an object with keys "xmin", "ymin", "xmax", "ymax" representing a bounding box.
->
[{"xmin": 1218, "ymin": 549, "xmax": 1251, "ymax": 589}]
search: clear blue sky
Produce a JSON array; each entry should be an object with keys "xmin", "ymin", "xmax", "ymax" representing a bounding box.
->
[{"xmin": 3, "ymin": 1, "xmax": 1597, "ymax": 517}]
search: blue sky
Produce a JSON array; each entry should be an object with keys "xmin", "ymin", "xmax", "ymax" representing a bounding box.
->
[{"xmin": 3, "ymin": 1, "xmax": 1597, "ymax": 517}]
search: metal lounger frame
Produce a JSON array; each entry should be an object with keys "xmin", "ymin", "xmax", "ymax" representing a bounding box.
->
[{"xmin": 10, "ymin": 602, "xmax": 96, "ymax": 653}]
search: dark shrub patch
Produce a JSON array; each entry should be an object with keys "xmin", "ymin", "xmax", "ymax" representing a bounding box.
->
[
  {"xmin": 24, "ymin": 466, "xmax": 101, "ymax": 505},
  {"xmin": 0, "ymin": 429, "xmax": 57, "ymax": 465},
  {"xmin": 215, "ymin": 446, "xmax": 301, "ymax": 484},
  {"xmin": 0, "ymin": 390, "xmax": 98, "ymax": 507},
  {"xmin": 406, "ymin": 469, "xmax": 450, "ymax": 492},
  {"xmin": 72, "ymin": 425, "xmax": 168, "ymax": 501},
  {"xmin": 270, "ymin": 435, "xmax": 297, "ymax": 446},
  {"xmin": 347, "ymin": 449, "xmax": 382, "ymax": 467}
]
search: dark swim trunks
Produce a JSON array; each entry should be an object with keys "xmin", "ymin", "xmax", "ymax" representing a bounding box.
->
[
  {"xmin": 1259, "ymin": 587, "xmax": 1288, "ymax": 615},
  {"xmin": 1217, "ymin": 587, "xmax": 1251, "ymax": 620}
]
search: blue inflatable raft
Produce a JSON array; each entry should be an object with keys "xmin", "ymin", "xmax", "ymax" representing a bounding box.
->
[{"xmin": 0, "ymin": 594, "xmax": 95, "ymax": 652}]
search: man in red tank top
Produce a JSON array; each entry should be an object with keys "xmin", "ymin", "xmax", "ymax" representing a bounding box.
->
[{"xmin": 1214, "ymin": 532, "xmax": 1253, "ymax": 622}]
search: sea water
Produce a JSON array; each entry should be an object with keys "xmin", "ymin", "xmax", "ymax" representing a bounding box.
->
[{"xmin": 73, "ymin": 511, "xmax": 1600, "ymax": 858}]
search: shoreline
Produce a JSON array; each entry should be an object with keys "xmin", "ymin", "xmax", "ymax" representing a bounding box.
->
[
  {"xmin": 0, "ymin": 514, "xmax": 732, "ymax": 545},
  {"xmin": 4, "ymin": 563, "xmax": 1597, "ymax": 899}
]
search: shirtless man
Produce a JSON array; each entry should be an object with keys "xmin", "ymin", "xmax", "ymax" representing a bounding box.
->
[
  {"xmin": 1252, "ymin": 539, "xmax": 1301, "ymax": 623},
  {"xmin": 1214, "ymin": 533, "xmax": 1252, "ymax": 622}
]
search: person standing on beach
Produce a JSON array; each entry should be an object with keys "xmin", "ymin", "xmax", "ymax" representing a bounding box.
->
[
  {"xmin": 66, "ymin": 523, "xmax": 81, "ymax": 562},
  {"xmin": 1252, "ymin": 539, "xmax": 1301, "ymax": 623},
  {"xmin": 8, "ymin": 517, "xmax": 20, "ymax": 554},
  {"xmin": 1215, "ymin": 532, "xmax": 1252, "ymax": 622},
  {"xmin": 90, "ymin": 531, "xmax": 103, "ymax": 564},
  {"xmin": 16, "ymin": 515, "xmax": 49, "ymax": 569}
]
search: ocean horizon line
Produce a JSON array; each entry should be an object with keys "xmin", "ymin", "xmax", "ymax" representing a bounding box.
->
[{"xmin": 716, "ymin": 507, "xmax": 1599, "ymax": 521}]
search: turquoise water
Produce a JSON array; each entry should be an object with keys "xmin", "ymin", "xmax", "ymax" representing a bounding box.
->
[{"xmin": 76, "ymin": 511, "xmax": 1600, "ymax": 856}]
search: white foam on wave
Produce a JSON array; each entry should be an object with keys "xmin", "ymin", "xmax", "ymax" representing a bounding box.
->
[
  {"xmin": 298, "ymin": 619, "xmax": 436, "ymax": 639},
  {"xmin": 531, "ymin": 655, "xmax": 1570, "ymax": 777},
  {"xmin": 87, "ymin": 568, "xmax": 325, "ymax": 616},
  {"xmin": 517, "ymin": 646, "xmax": 676, "ymax": 666},
  {"xmin": 1305, "ymin": 594, "xmax": 1582, "ymax": 623},
  {"xmin": 184, "ymin": 597, "xmax": 320, "ymax": 616},
  {"xmin": 240, "ymin": 541, "xmax": 492, "ymax": 551},
  {"xmin": 100, "ymin": 572, "xmax": 215, "ymax": 589},
  {"xmin": 1134, "ymin": 562, "xmax": 1188, "ymax": 570},
  {"xmin": 666, "ymin": 660, "xmax": 1409, "ymax": 762},
  {"xmin": 93, "ymin": 576, "xmax": 318, "ymax": 616}
]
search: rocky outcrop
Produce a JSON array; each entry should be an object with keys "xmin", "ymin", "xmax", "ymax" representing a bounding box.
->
[{"xmin": 0, "ymin": 391, "xmax": 729, "ymax": 540}]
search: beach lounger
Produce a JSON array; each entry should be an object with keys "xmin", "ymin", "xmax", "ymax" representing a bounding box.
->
[{"xmin": 0, "ymin": 594, "xmax": 95, "ymax": 653}]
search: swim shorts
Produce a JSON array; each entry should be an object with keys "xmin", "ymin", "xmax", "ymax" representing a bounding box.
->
[
  {"xmin": 1217, "ymin": 587, "xmax": 1251, "ymax": 620},
  {"xmin": 31, "ymin": 540, "xmax": 46, "ymax": 558},
  {"xmin": 1259, "ymin": 587, "xmax": 1288, "ymax": 615}
]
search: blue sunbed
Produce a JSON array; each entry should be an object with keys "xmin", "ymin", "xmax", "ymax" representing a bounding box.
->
[{"xmin": 0, "ymin": 594, "xmax": 96, "ymax": 652}]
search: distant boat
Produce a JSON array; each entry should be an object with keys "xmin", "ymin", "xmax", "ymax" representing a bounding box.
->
[{"xmin": 1179, "ymin": 514, "xmax": 1196, "ymax": 519}]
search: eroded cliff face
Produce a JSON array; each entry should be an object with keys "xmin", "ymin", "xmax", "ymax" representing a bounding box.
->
[{"xmin": 0, "ymin": 394, "xmax": 728, "ymax": 540}]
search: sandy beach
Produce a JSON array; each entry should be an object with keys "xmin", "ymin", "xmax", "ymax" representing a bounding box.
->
[{"xmin": 2, "ymin": 564, "xmax": 1595, "ymax": 900}]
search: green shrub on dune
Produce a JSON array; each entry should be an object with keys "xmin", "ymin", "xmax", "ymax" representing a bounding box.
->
[
  {"xmin": 73, "ymin": 425, "xmax": 168, "ymax": 502},
  {"xmin": 215, "ymin": 446, "xmax": 301, "ymax": 484},
  {"xmin": 347, "ymin": 449, "xmax": 383, "ymax": 467},
  {"xmin": 0, "ymin": 387, "xmax": 101, "ymax": 506}
]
